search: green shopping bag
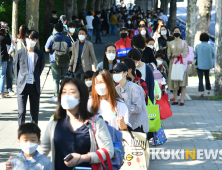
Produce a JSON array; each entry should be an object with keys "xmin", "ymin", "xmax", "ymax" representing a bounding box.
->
[{"xmin": 147, "ymin": 98, "xmax": 161, "ymax": 132}]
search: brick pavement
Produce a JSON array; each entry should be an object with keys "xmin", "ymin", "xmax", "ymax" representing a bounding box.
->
[{"xmin": 1, "ymin": 34, "xmax": 222, "ymax": 170}]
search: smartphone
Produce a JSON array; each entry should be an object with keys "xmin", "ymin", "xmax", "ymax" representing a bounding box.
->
[{"xmin": 64, "ymin": 154, "xmax": 73, "ymax": 162}]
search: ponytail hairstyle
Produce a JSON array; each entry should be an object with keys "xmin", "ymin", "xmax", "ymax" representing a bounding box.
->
[
  {"xmin": 103, "ymin": 43, "xmax": 117, "ymax": 70},
  {"xmin": 122, "ymin": 58, "xmax": 142, "ymax": 78}
]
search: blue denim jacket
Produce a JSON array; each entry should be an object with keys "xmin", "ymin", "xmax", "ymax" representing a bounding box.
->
[{"xmin": 9, "ymin": 151, "xmax": 53, "ymax": 170}]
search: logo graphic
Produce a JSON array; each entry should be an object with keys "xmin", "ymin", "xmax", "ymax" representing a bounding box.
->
[{"xmin": 126, "ymin": 154, "xmax": 133, "ymax": 161}]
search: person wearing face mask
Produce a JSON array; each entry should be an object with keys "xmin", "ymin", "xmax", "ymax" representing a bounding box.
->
[
  {"xmin": 88, "ymin": 69, "xmax": 131, "ymax": 130},
  {"xmin": 135, "ymin": 20, "xmax": 151, "ymax": 37},
  {"xmin": 36, "ymin": 78, "xmax": 114, "ymax": 169},
  {"xmin": 132, "ymin": 35, "xmax": 157, "ymax": 66},
  {"xmin": 155, "ymin": 50, "xmax": 169, "ymax": 78},
  {"xmin": 127, "ymin": 48, "xmax": 155, "ymax": 103},
  {"xmin": 139, "ymin": 26, "xmax": 150, "ymax": 41},
  {"xmin": 114, "ymin": 27, "xmax": 132, "ymax": 59},
  {"xmin": 50, "ymin": 11, "xmax": 59, "ymax": 33},
  {"xmin": 45, "ymin": 23, "xmax": 72, "ymax": 102},
  {"xmin": 167, "ymin": 26, "xmax": 188, "ymax": 106},
  {"xmin": 111, "ymin": 63, "xmax": 149, "ymax": 133},
  {"xmin": 7, "ymin": 123, "xmax": 53, "ymax": 170},
  {"xmin": 67, "ymin": 22, "xmax": 77, "ymax": 43},
  {"xmin": 121, "ymin": 58, "xmax": 148, "ymax": 104},
  {"xmin": 84, "ymin": 70, "xmax": 94, "ymax": 97},
  {"xmin": 14, "ymin": 30, "xmax": 45, "ymax": 125},
  {"xmin": 97, "ymin": 44, "xmax": 117, "ymax": 70},
  {"xmin": 69, "ymin": 28, "xmax": 98, "ymax": 79},
  {"xmin": 154, "ymin": 25, "xmax": 173, "ymax": 66},
  {"xmin": 153, "ymin": 19, "xmax": 164, "ymax": 41},
  {"xmin": 126, "ymin": 19, "xmax": 134, "ymax": 38},
  {"xmin": 158, "ymin": 9, "xmax": 168, "ymax": 25}
]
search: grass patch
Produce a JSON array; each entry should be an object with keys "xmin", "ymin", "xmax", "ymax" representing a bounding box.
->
[
  {"xmin": 188, "ymin": 75, "xmax": 215, "ymax": 78},
  {"xmin": 190, "ymin": 94, "xmax": 222, "ymax": 100}
]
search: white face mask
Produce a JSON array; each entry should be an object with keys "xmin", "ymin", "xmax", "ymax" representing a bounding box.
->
[
  {"xmin": 147, "ymin": 19, "xmax": 151, "ymax": 22},
  {"xmin": 141, "ymin": 30, "xmax": 146, "ymax": 35},
  {"xmin": 160, "ymin": 13, "xmax": 163, "ymax": 15},
  {"xmin": 78, "ymin": 35, "xmax": 85, "ymax": 41},
  {"xmin": 53, "ymin": 15, "xmax": 57, "ymax": 18},
  {"xmin": 161, "ymin": 30, "xmax": 167, "ymax": 35},
  {"xmin": 69, "ymin": 28, "xmax": 75, "ymax": 33},
  {"xmin": 135, "ymin": 62, "xmax": 139, "ymax": 67},
  {"xmin": 157, "ymin": 59, "xmax": 163, "ymax": 65},
  {"xmin": 95, "ymin": 83, "xmax": 106, "ymax": 96},
  {"xmin": 26, "ymin": 39, "xmax": 36, "ymax": 48},
  {"xmin": 61, "ymin": 95, "xmax": 80, "ymax": 110},
  {"xmin": 106, "ymin": 53, "xmax": 116, "ymax": 61},
  {"xmin": 113, "ymin": 73, "xmax": 123, "ymax": 83},
  {"xmin": 128, "ymin": 21, "xmax": 131, "ymax": 24},
  {"xmin": 147, "ymin": 45, "xmax": 154, "ymax": 49},
  {"xmin": 20, "ymin": 142, "xmax": 38, "ymax": 154},
  {"xmin": 85, "ymin": 80, "xmax": 92, "ymax": 87}
]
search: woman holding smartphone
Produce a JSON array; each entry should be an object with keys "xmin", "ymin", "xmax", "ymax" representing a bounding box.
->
[{"xmin": 4, "ymin": 78, "xmax": 114, "ymax": 170}]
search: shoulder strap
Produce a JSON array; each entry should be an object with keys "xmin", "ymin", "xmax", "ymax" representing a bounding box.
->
[
  {"xmin": 101, "ymin": 148, "xmax": 113, "ymax": 170},
  {"xmin": 95, "ymin": 151, "xmax": 107, "ymax": 170},
  {"xmin": 62, "ymin": 34, "xmax": 67, "ymax": 41}
]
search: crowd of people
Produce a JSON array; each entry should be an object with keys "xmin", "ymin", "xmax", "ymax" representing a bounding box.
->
[{"xmin": 0, "ymin": 3, "xmax": 215, "ymax": 170}]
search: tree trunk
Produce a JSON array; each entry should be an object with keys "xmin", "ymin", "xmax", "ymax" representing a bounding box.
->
[
  {"xmin": 43, "ymin": 0, "xmax": 54, "ymax": 45},
  {"xmin": 103, "ymin": 0, "xmax": 108, "ymax": 9},
  {"xmin": 73, "ymin": 0, "xmax": 77, "ymax": 16},
  {"xmin": 194, "ymin": 0, "xmax": 212, "ymax": 47},
  {"xmin": 81, "ymin": 0, "xmax": 87, "ymax": 11},
  {"xmin": 63, "ymin": 1, "xmax": 66, "ymax": 16},
  {"xmin": 185, "ymin": 0, "xmax": 197, "ymax": 48},
  {"xmin": 161, "ymin": 0, "xmax": 168, "ymax": 15},
  {"xmin": 91, "ymin": 0, "xmax": 96, "ymax": 13},
  {"xmin": 12, "ymin": 0, "xmax": 18, "ymax": 40},
  {"xmin": 168, "ymin": 0, "xmax": 177, "ymax": 31},
  {"xmin": 26, "ymin": 0, "xmax": 40, "ymax": 31},
  {"xmin": 95, "ymin": 0, "xmax": 101, "ymax": 11},
  {"xmin": 63, "ymin": 0, "xmax": 73, "ymax": 21},
  {"xmin": 214, "ymin": 0, "xmax": 222, "ymax": 96}
]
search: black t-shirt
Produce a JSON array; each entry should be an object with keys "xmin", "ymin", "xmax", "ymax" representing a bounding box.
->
[
  {"xmin": 0, "ymin": 33, "xmax": 11, "ymax": 61},
  {"xmin": 50, "ymin": 17, "xmax": 59, "ymax": 25},
  {"xmin": 142, "ymin": 47, "xmax": 157, "ymax": 66}
]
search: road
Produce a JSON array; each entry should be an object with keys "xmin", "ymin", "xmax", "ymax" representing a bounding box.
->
[{"xmin": 176, "ymin": 6, "xmax": 216, "ymax": 37}]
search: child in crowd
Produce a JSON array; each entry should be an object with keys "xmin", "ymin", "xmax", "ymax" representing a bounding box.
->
[
  {"xmin": 84, "ymin": 70, "xmax": 94, "ymax": 97},
  {"xmin": 145, "ymin": 37, "xmax": 155, "ymax": 53},
  {"xmin": 155, "ymin": 52, "xmax": 168, "ymax": 81},
  {"xmin": 9, "ymin": 123, "xmax": 53, "ymax": 170}
]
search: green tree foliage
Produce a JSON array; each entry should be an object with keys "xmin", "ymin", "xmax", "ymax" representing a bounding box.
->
[{"xmin": 0, "ymin": 0, "xmax": 91, "ymax": 49}]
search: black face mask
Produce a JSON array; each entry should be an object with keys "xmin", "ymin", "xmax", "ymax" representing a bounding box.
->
[
  {"xmin": 174, "ymin": 33, "xmax": 180, "ymax": 38},
  {"xmin": 121, "ymin": 33, "xmax": 127, "ymax": 38}
]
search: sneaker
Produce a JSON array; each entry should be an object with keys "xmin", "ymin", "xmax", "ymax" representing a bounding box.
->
[
  {"xmin": 49, "ymin": 96, "xmax": 58, "ymax": 102},
  {"xmin": 0, "ymin": 95, "xmax": 4, "ymax": 99},
  {"xmin": 8, "ymin": 90, "xmax": 16, "ymax": 96}
]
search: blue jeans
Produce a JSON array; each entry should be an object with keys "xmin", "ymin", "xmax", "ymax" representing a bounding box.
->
[
  {"xmin": 88, "ymin": 29, "xmax": 93, "ymax": 38},
  {"xmin": 111, "ymin": 24, "xmax": 116, "ymax": 35},
  {"xmin": 0, "ymin": 61, "xmax": 7, "ymax": 93},
  {"xmin": 6, "ymin": 56, "xmax": 13, "ymax": 91}
]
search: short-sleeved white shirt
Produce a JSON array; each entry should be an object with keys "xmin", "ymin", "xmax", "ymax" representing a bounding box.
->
[{"xmin": 87, "ymin": 99, "xmax": 131, "ymax": 129}]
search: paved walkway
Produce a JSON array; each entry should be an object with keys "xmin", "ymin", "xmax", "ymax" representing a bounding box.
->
[{"xmin": 0, "ymin": 34, "xmax": 222, "ymax": 170}]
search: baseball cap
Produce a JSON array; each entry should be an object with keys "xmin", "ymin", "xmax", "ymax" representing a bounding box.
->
[
  {"xmin": 110, "ymin": 63, "xmax": 128, "ymax": 73},
  {"xmin": 120, "ymin": 27, "xmax": 127, "ymax": 32},
  {"xmin": 60, "ymin": 15, "xmax": 67, "ymax": 22}
]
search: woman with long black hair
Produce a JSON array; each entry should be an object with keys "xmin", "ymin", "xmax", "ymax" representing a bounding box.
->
[{"xmin": 96, "ymin": 44, "xmax": 118, "ymax": 70}]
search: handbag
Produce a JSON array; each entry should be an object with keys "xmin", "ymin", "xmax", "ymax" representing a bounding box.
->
[
  {"xmin": 147, "ymin": 98, "xmax": 161, "ymax": 132},
  {"xmin": 156, "ymin": 96, "xmax": 172, "ymax": 120},
  {"xmin": 182, "ymin": 40, "xmax": 194, "ymax": 64},
  {"xmin": 153, "ymin": 126, "xmax": 167, "ymax": 146},
  {"xmin": 171, "ymin": 55, "xmax": 185, "ymax": 81},
  {"xmin": 120, "ymin": 131, "xmax": 150, "ymax": 170}
]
